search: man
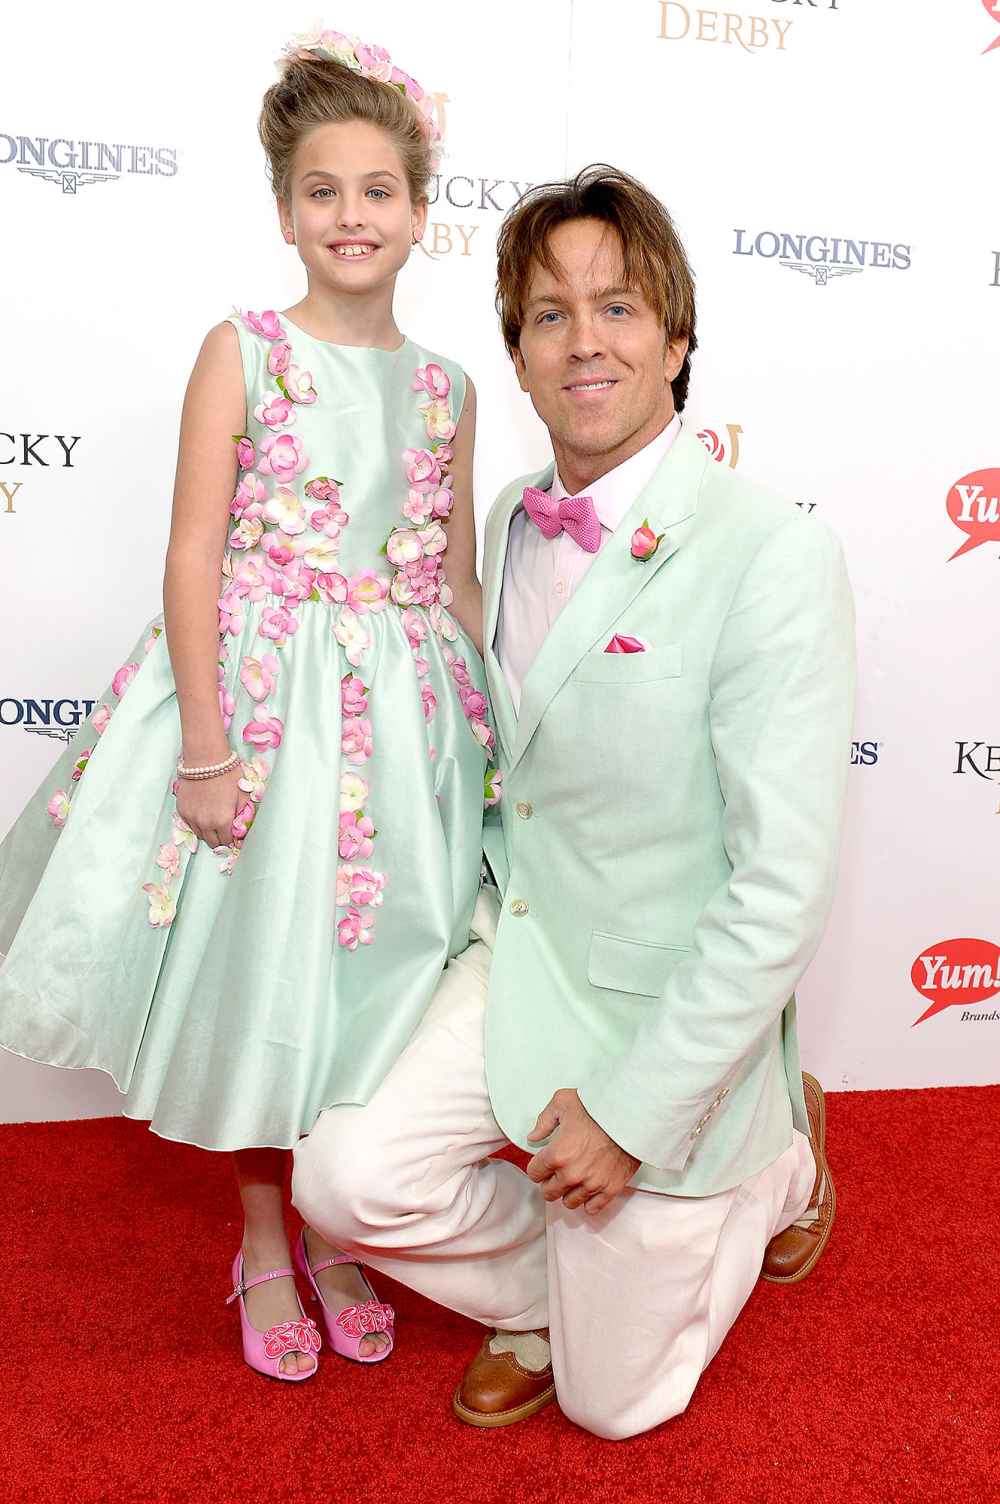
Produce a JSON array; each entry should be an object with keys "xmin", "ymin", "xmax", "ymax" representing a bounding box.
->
[{"xmin": 293, "ymin": 166, "xmax": 854, "ymax": 1439}]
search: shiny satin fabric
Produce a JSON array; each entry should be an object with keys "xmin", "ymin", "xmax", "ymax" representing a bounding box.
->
[{"xmin": 0, "ymin": 318, "xmax": 488, "ymax": 1150}]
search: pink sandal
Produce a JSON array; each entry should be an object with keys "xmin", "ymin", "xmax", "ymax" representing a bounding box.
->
[
  {"xmin": 294, "ymin": 1228, "xmax": 395, "ymax": 1364},
  {"xmin": 226, "ymin": 1251, "xmax": 321, "ymax": 1382}
]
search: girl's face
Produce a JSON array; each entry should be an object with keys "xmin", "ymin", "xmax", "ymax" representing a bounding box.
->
[{"xmin": 280, "ymin": 119, "xmax": 427, "ymax": 295}]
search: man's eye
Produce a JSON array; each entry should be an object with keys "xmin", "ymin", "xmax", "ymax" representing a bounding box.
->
[
  {"xmin": 607, "ymin": 305, "xmax": 629, "ymax": 317},
  {"xmin": 538, "ymin": 311, "xmax": 561, "ymax": 325}
]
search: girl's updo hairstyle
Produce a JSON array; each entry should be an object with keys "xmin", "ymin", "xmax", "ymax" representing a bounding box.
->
[{"xmin": 259, "ymin": 52, "xmax": 435, "ymax": 205}]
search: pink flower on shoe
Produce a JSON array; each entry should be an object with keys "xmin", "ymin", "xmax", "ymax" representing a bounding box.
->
[
  {"xmin": 259, "ymin": 432, "xmax": 307, "ymax": 481},
  {"xmin": 242, "ymin": 712, "xmax": 284, "ymax": 751},
  {"xmin": 112, "ymin": 662, "xmax": 139, "ymax": 698},
  {"xmin": 261, "ymin": 1319, "xmax": 321, "ymax": 1360},
  {"xmin": 412, "ymin": 363, "xmax": 450, "ymax": 399},
  {"xmin": 47, "ymin": 789, "xmax": 70, "ymax": 827},
  {"xmin": 337, "ymin": 907, "xmax": 376, "ymax": 950},
  {"xmin": 241, "ymin": 309, "xmax": 284, "ymax": 341}
]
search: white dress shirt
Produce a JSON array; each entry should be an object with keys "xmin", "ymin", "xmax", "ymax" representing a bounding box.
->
[{"xmin": 495, "ymin": 415, "xmax": 682, "ymax": 710}]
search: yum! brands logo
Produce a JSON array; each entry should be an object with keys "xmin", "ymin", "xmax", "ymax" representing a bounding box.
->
[
  {"xmin": 911, "ymin": 938, "xmax": 1000, "ymax": 1025},
  {"xmin": 946, "ymin": 468, "xmax": 1000, "ymax": 559},
  {"xmin": 982, "ymin": 1, "xmax": 1000, "ymax": 54},
  {"xmin": 697, "ymin": 424, "xmax": 742, "ymax": 469}
]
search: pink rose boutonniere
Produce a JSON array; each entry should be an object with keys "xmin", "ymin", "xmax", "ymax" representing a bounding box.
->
[{"xmin": 630, "ymin": 519, "xmax": 665, "ymax": 562}]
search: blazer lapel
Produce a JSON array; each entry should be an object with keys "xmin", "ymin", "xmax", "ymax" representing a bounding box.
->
[
  {"xmin": 482, "ymin": 464, "xmax": 554, "ymax": 763},
  {"xmin": 508, "ymin": 431, "xmax": 709, "ymax": 775}
]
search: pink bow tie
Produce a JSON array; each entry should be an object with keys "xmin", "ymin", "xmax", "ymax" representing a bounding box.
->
[{"xmin": 522, "ymin": 486, "xmax": 602, "ymax": 553}]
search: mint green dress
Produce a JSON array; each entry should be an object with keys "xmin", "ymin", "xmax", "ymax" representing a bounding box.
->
[{"xmin": 0, "ymin": 310, "xmax": 493, "ymax": 1150}]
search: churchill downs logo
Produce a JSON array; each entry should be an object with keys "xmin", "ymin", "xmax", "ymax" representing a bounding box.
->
[
  {"xmin": 911, "ymin": 938, "xmax": 1000, "ymax": 1025},
  {"xmin": 946, "ymin": 468, "xmax": 1000, "ymax": 559},
  {"xmin": 732, "ymin": 230, "xmax": 911, "ymax": 285},
  {"xmin": 0, "ymin": 698, "xmax": 96, "ymax": 743},
  {"xmin": 1, "ymin": 432, "xmax": 81, "ymax": 515},
  {"xmin": 1, "ymin": 133, "xmax": 178, "ymax": 193}
]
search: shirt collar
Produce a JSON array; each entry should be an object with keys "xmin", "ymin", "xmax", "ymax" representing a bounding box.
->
[{"xmin": 550, "ymin": 414, "xmax": 682, "ymax": 532}]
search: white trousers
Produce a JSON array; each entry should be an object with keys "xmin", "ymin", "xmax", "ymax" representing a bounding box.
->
[{"xmin": 292, "ymin": 936, "xmax": 814, "ymax": 1440}]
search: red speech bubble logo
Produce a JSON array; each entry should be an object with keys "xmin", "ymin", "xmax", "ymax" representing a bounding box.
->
[
  {"xmin": 911, "ymin": 937, "xmax": 1000, "ymax": 1025},
  {"xmin": 984, "ymin": 1, "xmax": 1000, "ymax": 55},
  {"xmin": 946, "ymin": 468, "xmax": 1000, "ymax": 559}
]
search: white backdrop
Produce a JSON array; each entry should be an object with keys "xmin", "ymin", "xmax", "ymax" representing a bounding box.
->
[{"xmin": 2, "ymin": 0, "xmax": 998, "ymax": 1123}]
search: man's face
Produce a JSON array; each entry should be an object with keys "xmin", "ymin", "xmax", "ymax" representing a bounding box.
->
[{"xmin": 513, "ymin": 217, "xmax": 687, "ymax": 480}]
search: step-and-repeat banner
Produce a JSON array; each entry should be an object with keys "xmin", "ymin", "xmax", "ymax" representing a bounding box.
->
[{"xmin": 2, "ymin": 0, "xmax": 998, "ymax": 1121}]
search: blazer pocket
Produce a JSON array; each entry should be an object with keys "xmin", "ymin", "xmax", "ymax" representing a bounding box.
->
[
  {"xmin": 574, "ymin": 643, "xmax": 683, "ymax": 685},
  {"xmin": 588, "ymin": 930, "xmax": 692, "ymax": 998}
]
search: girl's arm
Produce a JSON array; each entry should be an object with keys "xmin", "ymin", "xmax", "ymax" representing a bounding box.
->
[
  {"xmin": 163, "ymin": 321, "xmax": 245, "ymax": 850},
  {"xmin": 444, "ymin": 377, "xmax": 484, "ymax": 656}
]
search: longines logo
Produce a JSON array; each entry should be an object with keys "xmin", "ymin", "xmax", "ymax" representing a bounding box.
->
[
  {"xmin": 697, "ymin": 425, "xmax": 741, "ymax": 469},
  {"xmin": 1, "ymin": 133, "xmax": 178, "ymax": 194},
  {"xmin": 983, "ymin": 1, "xmax": 1000, "ymax": 54},
  {"xmin": 0, "ymin": 698, "xmax": 96, "ymax": 742},
  {"xmin": 911, "ymin": 938, "xmax": 1000, "ymax": 1025},
  {"xmin": 946, "ymin": 468, "xmax": 1000, "ymax": 560},
  {"xmin": 732, "ymin": 229, "xmax": 911, "ymax": 285},
  {"xmin": 1, "ymin": 432, "xmax": 81, "ymax": 515}
]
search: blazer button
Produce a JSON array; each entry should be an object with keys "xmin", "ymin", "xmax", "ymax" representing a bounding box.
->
[
  {"xmin": 510, "ymin": 898, "xmax": 529, "ymax": 916},
  {"xmin": 515, "ymin": 801, "xmax": 533, "ymax": 819}
]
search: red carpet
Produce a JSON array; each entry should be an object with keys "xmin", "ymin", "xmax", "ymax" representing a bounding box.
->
[{"xmin": 2, "ymin": 1086, "xmax": 996, "ymax": 1504}]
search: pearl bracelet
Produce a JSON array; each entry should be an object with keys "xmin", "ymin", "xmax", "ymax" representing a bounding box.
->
[{"xmin": 176, "ymin": 750, "xmax": 239, "ymax": 781}]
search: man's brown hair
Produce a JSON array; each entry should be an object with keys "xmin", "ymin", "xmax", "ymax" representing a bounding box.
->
[{"xmin": 496, "ymin": 164, "xmax": 697, "ymax": 411}]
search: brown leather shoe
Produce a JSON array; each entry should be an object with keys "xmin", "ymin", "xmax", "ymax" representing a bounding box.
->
[
  {"xmin": 452, "ymin": 1330, "xmax": 556, "ymax": 1428},
  {"xmin": 761, "ymin": 1072, "xmax": 836, "ymax": 1284}
]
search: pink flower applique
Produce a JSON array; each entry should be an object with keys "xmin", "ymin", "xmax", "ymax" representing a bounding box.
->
[
  {"xmin": 263, "ymin": 486, "xmax": 307, "ymax": 535},
  {"xmin": 421, "ymin": 684, "xmax": 437, "ymax": 722},
  {"xmin": 412, "ymin": 363, "xmax": 450, "ymax": 400},
  {"xmin": 304, "ymin": 476, "xmax": 343, "ymax": 503},
  {"xmin": 402, "ymin": 608, "xmax": 428, "ymax": 648},
  {"xmin": 334, "ymin": 608, "xmax": 370, "ymax": 667},
  {"xmin": 261, "ymin": 1319, "xmax": 321, "ymax": 1360},
  {"xmin": 309, "ymin": 502, "xmax": 349, "ymax": 537},
  {"xmin": 404, "ymin": 447, "xmax": 443, "ymax": 489},
  {"xmin": 231, "ymin": 473, "xmax": 267, "ymax": 519},
  {"xmin": 314, "ymin": 571, "xmax": 348, "ymax": 606},
  {"xmin": 172, "ymin": 815, "xmax": 198, "ymax": 854},
  {"xmin": 280, "ymin": 365, "xmax": 317, "ymax": 405},
  {"xmin": 238, "ymin": 756, "xmax": 270, "ymax": 801},
  {"xmin": 234, "ymin": 436, "xmax": 257, "ymax": 469},
  {"xmin": 218, "ymin": 666, "xmax": 235, "ymax": 731},
  {"xmin": 243, "ymin": 712, "xmax": 284, "ymax": 751},
  {"xmin": 46, "ymin": 789, "xmax": 70, "ymax": 827},
  {"xmin": 71, "ymin": 747, "xmax": 93, "ymax": 782},
  {"xmin": 112, "ymin": 662, "xmax": 139, "ymax": 698},
  {"xmin": 417, "ymin": 397, "xmax": 456, "ymax": 442},
  {"xmin": 302, "ymin": 535, "xmax": 342, "ymax": 573},
  {"xmin": 337, "ymin": 907, "xmax": 376, "ymax": 950},
  {"xmin": 336, "ymin": 865, "xmax": 386, "ymax": 909},
  {"xmin": 339, "ymin": 771, "xmax": 368, "ymax": 811},
  {"xmin": 630, "ymin": 520, "xmax": 665, "ymax": 562},
  {"xmin": 338, "ymin": 810, "xmax": 375, "ymax": 861},
  {"xmin": 347, "ymin": 571, "xmax": 390, "ymax": 614},
  {"xmin": 231, "ymin": 798, "xmax": 257, "ymax": 841},
  {"xmin": 218, "ymin": 588, "xmax": 245, "ymax": 637},
  {"xmin": 156, "ymin": 842, "xmax": 181, "ymax": 880},
  {"xmin": 229, "ymin": 516, "xmax": 264, "ymax": 551},
  {"xmin": 355, "ymin": 41, "xmax": 393, "ymax": 79},
  {"xmin": 428, "ymin": 604, "xmax": 458, "ymax": 643},
  {"xmin": 386, "ymin": 529, "xmax": 424, "ymax": 567},
  {"xmin": 254, "ymin": 391, "xmax": 296, "ymax": 430},
  {"xmin": 267, "ymin": 341, "xmax": 292, "ymax": 376},
  {"xmin": 258, "ymin": 605, "xmax": 300, "ymax": 648},
  {"xmin": 240, "ymin": 309, "xmax": 284, "ymax": 341},
  {"xmin": 484, "ymin": 767, "xmax": 503, "ymax": 808},
  {"xmin": 341, "ymin": 673, "xmax": 369, "ymax": 718},
  {"xmin": 142, "ymin": 881, "xmax": 176, "ymax": 928},
  {"xmin": 240, "ymin": 653, "xmax": 280, "ymax": 702},
  {"xmin": 144, "ymin": 623, "xmax": 164, "ymax": 655},
  {"xmin": 341, "ymin": 716, "xmax": 374, "ymax": 765},
  {"xmin": 412, "ymin": 654, "xmax": 429, "ymax": 678},
  {"xmin": 258, "ymin": 432, "xmax": 308, "ymax": 481}
]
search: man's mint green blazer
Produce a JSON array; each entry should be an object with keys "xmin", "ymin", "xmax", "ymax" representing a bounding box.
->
[{"xmin": 481, "ymin": 429, "xmax": 855, "ymax": 1197}]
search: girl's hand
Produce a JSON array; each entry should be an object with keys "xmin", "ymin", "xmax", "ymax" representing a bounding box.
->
[{"xmin": 176, "ymin": 765, "xmax": 244, "ymax": 850}]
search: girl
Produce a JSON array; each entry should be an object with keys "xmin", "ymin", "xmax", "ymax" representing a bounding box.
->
[{"xmin": 0, "ymin": 28, "xmax": 495, "ymax": 1381}]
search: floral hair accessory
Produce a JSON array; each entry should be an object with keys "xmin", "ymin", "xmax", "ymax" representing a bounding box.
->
[
  {"xmin": 280, "ymin": 27, "xmax": 445, "ymax": 172},
  {"xmin": 630, "ymin": 519, "xmax": 665, "ymax": 562}
]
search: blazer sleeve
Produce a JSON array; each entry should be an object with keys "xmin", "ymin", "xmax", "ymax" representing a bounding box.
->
[{"xmin": 578, "ymin": 513, "xmax": 856, "ymax": 1171}]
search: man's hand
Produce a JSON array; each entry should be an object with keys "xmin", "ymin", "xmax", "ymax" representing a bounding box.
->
[{"xmin": 526, "ymin": 1088, "xmax": 641, "ymax": 1215}]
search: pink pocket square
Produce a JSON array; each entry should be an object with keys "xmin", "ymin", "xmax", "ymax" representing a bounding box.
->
[{"xmin": 604, "ymin": 634, "xmax": 646, "ymax": 654}]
